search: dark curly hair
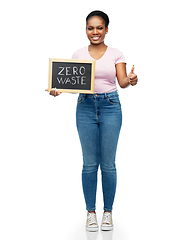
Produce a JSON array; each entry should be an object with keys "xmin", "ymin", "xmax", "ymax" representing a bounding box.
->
[{"xmin": 86, "ymin": 10, "xmax": 109, "ymax": 28}]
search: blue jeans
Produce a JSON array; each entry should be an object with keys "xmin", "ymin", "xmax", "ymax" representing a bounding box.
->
[{"xmin": 76, "ymin": 91, "xmax": 122, "ymax": 212}]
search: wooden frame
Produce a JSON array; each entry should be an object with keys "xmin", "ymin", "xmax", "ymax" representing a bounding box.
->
[{"xmin": 48, "ymin": 58, "xmax": 95, "ymax": 94}]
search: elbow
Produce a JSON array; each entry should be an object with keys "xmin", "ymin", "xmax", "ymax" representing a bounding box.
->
[{"xmin": 119, "ymin": 83, "xmax": 126, "ymax": 89}]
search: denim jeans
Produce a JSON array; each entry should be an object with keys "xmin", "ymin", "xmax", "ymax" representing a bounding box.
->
[{"xmin": 76, "ymin": 91, "xmax": 122, "ymax": 212}]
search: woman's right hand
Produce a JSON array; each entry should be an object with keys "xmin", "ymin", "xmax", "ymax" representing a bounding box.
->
[{"xmin": 45, "ymin": 88, "xmax": 62, "ymax": 97}]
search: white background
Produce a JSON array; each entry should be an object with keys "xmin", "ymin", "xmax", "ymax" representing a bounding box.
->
[{"xmin": 0, "ymin": 0, "xmax": 191, "ymax": 240}]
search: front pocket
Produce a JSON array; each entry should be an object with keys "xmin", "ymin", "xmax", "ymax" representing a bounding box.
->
[
  {"xmin": 106, "ymin": 95, "xmax": 120, "ymax": 105},
  {"xmin": 77, "ymin": 95, "xmax": 86, "ymax": 104}
]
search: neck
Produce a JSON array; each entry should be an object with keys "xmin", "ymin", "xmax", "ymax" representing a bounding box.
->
[{"xmin": 89, "ymin": 42, "xmax": 107, "ymax": 51}]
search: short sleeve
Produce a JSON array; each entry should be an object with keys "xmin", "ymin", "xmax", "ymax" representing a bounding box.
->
[
  {"xmin": 71, "ymin": 52, "xmax": 77, "ymax": 59},
  {"xmin": 114, "ymin": 49, "xmax": 126, "ymax": 65},
  {"xmin": 72, "ymin": 49, "xmax": 81, "ymax": 59}
]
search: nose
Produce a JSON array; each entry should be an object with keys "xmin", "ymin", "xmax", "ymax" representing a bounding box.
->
[{"xmin": 93, "ymin": 28, "xmax": 98, "ymax": 34}]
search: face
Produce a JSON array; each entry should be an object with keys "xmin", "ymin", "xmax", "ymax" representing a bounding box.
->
[{"xmin": 86, "ymin": 16, "xmax": 108, "ymax": 45}]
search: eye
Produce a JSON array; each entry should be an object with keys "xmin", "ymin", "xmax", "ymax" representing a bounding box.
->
[
  {"xmin": 98, "ymin": 27, "xmax": 103, "ymax": 30},
  {"xmin": 87, "ymin": 27, "xmax": 93, "ymax": 31}
]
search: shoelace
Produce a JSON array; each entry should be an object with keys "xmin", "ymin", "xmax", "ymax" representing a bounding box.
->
[
  {"xmin": 102, "ymin": 212, "xmax": 112, "ymax": 224},
  {"xmin": 87, "ymin": 213, "xmax": 97, "ymax": 225}
]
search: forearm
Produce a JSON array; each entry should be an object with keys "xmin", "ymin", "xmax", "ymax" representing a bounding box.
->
[{"xmin": 119, "ymin": 77, "xmax": 131, "ymax": 88}]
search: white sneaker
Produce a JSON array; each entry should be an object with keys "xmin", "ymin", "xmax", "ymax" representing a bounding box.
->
[
  {"xmin": 101, "ymin": 212, "xmax": 113, "ymax": 231},
  {"xmin": 86, "ymin": 212, "xmax": 99, "ymax": 232}
]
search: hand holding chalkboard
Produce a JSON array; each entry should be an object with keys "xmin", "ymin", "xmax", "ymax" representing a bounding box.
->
[{"xmin": 45, "ymin": 88, "xmax": 62, "ymax": 97}]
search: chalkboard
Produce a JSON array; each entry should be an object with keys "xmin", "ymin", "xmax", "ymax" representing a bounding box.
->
[{"xmin": 48, "ymin": 59, "xmax": 95, "ymax": 93}]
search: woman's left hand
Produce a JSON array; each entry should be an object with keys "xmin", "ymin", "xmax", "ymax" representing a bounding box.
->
[{"xmin": 128, "ymin": 65, "xmax": 138, "ymax": 86}]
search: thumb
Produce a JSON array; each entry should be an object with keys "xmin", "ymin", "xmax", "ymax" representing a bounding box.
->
[{"xmin": 131, "ymin": 65, "xmax": 135, "ymax": 73}]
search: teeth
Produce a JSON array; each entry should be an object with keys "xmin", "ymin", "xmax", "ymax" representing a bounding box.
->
[{"xmin": 92, "ymin": 37, "xmax": 99, "ymax": 40}]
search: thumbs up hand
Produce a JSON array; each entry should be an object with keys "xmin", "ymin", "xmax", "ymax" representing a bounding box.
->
[{"xmin": 128, "ymin": 65, "xmax": 138, "ymax": 86}]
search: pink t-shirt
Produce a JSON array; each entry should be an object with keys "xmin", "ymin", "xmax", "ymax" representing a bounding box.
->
[{"xmin": 72, "ymin": 46, "xmax": 126, "ymax": 93}]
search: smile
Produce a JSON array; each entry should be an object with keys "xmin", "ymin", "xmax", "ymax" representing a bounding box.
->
[{"xmin": 92, "ymin": 36, "xmax": 100, "ymax": 41}]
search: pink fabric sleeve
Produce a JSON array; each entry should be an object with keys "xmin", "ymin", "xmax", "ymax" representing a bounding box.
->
[
  {"xmin": 72, "ymin": 49, "xmax": 81, "ymax": 59},
  {"xmin": 71, "ymin": 52, "xmax": 77, "ymax": 59},
  {"xmin": 114, "ymin": 49, "xmax": 126, "ymax": 65}
]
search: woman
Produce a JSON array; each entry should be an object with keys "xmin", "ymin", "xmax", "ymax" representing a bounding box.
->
[{"xmin": 47, "ymin": 10, "xmax": 138, "ymax": 232}]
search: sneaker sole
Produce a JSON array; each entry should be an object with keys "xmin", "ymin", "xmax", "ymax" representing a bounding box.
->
[
  {"xmin": 101, "ymin": 225, "xmax": 113, "ymax": 231},
  {"xmin": 86, "ymin": 226, "xmax": 99, "ymax": 232}
]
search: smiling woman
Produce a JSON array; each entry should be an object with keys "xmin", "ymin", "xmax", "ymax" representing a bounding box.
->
[
  {"xmin": 71, "ymin": 10, "xmax": 138, "ymax": 232},
  {"xmin": 46, "ymin": 10, "xmax": 138, "ymax": 232}
]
